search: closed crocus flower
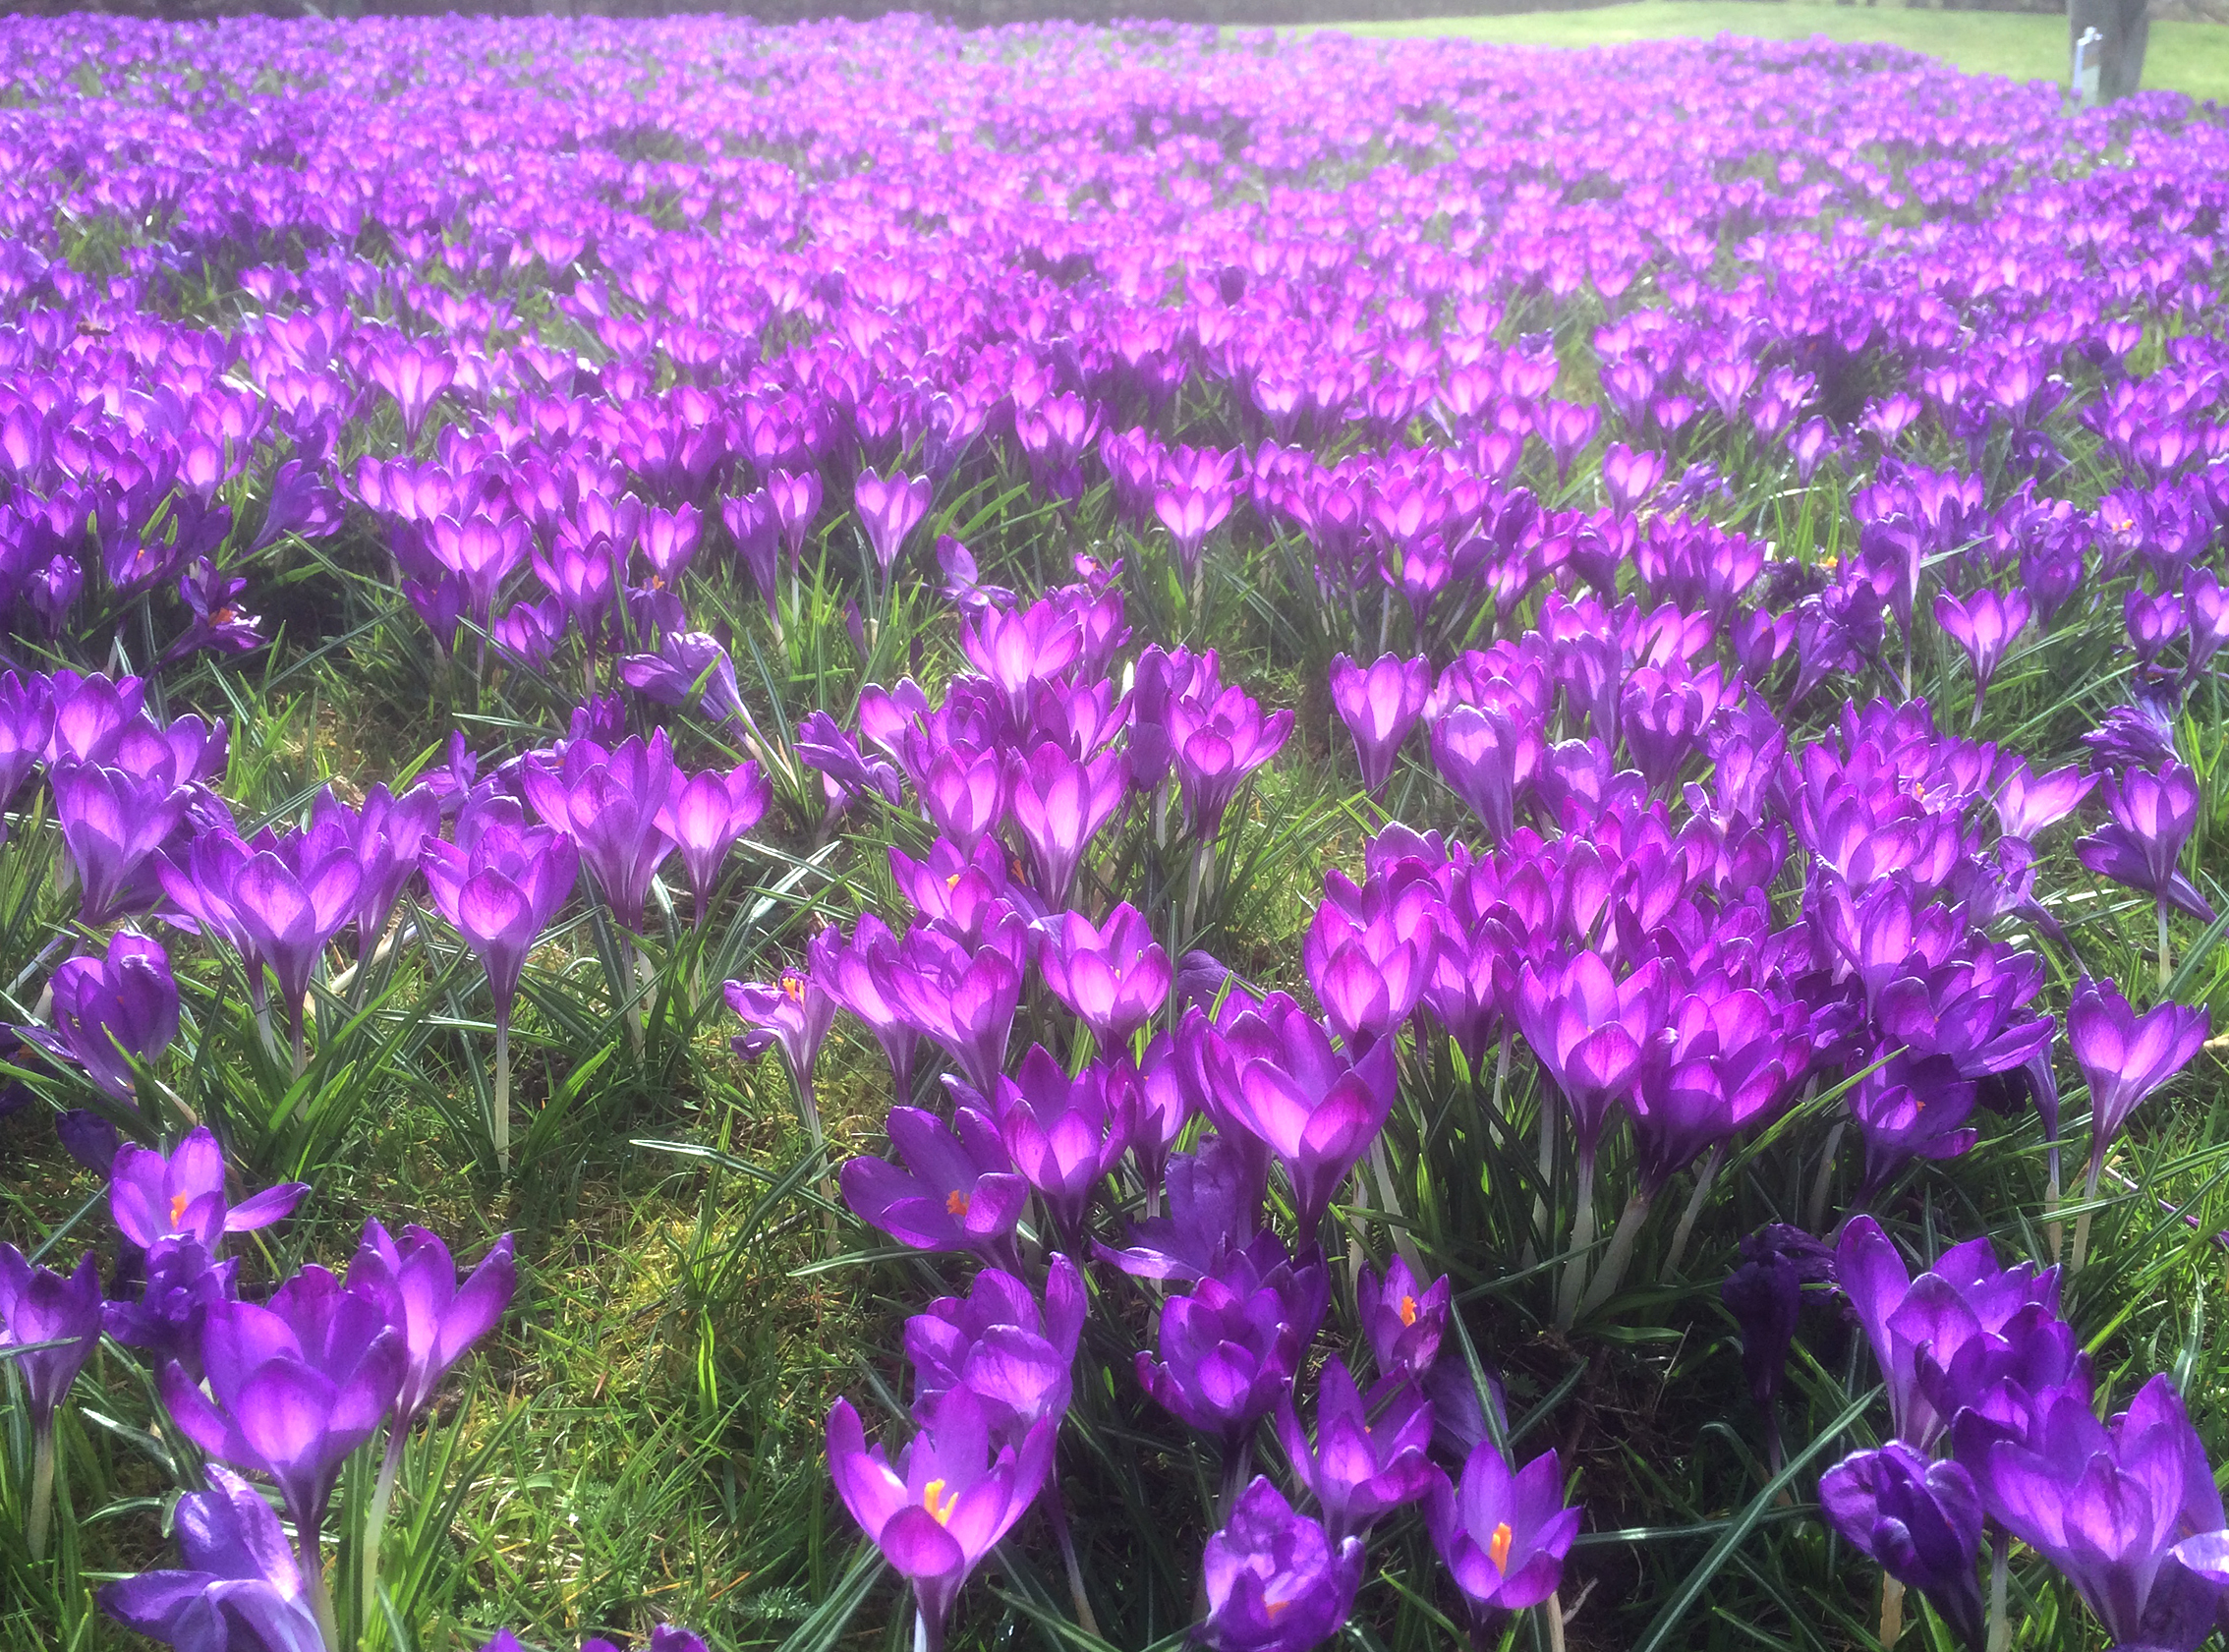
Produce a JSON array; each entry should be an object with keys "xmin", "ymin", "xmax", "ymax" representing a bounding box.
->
[
  {"xmin": 521, "ymin": 730, "xmax": 679, "ymax": 933},
  {"xmin": 1200, "ymin": 1478, "xmax": 1363, "ymax": 1652},
  {"xmin": 1954, "ymin": 1376, "xmax": 2227, "ymax": 1652},
  {"xmin": 313, "ymin": 783, "xmax": 440, "ymax": 962},
  {"xmin": 0, "ymin": 1244, "xmax": 100, "ymax": 1558},
  {"xmin": 1274, "ymin": 1355, "xmax": 1435, "ymax": 1541},
  {"xmin": 1932, "ymin": 588, "xmax": 2029, "ymax": 719},
  {"xmin": 97, "ymin": 1465, "xmax": 323, "ymax": 1652},
  {"xmin": 826, "ymin": 1386, "xmax": 1055, "ymax": 1652},
  {"xmin": 1170, "ymin": 681, "xmax": 1291, "ymax": 845},
  {"xmin": 1818, "ymin": 1443, "xmax": 1985, "ymax": 1651},
  {"xmin": 1836, "ymin": 1215, "xmax": 2085, "ymax": 1453},
  {"xmin": 1424, "ymin": 1441, "xmax": 1581, "ymax": 1626},
  {"xmin": 994, "ymin": 1046, "xmax": 1128, "ymax": 1252},
  {"xmin": 876, "ymin": 915, "xmax": 1028, "ymax": 1096},
  {"xmin": 1431, "ymin": 701, "xmax": 1541, "ymax": 844},
  {"xmin": 2067, "ymin": 973, "xmax": 2208, "ymax": 1267},
  {"xmin": 813, "ymin": 913, "xmax": 919, "ymax": 1100},
  {"xmin": 347, "ymin": 1220, "xmax": 516, "ymax": 1427},
  {"xmin": 1329, "ymin": 652, "xmax": 1431, "ymax": 796},
  {"xmin": 1187, "ymin": 992, "xmax": 1398, "ymax": 1243},
  {"xmin": 1301, "ymin": 869, "xmax": 1440, "ymax": 1051},
  {"xmin": 852, "ymin": 466, "xmax": 931, "ymax": 576},
  {"xmin": 26, "ymin": 929, "xmax": 180, "ymax": 1106},
  {"xmin": 1035, "ymin": 902, "xmax": 1171, "ymax": 1050},
  {"xmin": 959, "ymin": 598, "xmax": 1081, "ymax": 725},
  {"xmin": 160, "ymin": 1265, "xmax": 405, "ymax": 1618},
  {"xmin": 1987, "ymin": 760, "xmax": 2094, "ymax": 840},
  {"xmin": 421, "ymin": 796, "xmax": 579, "ymax": 1029},
  {"xmin": 918, "ymin": 741, "xmax": 1009, "ymax": 856},
  {"xmin": 655, "ymin": 760, "xmax": 768, "ymax": 923},
  {"xmin": 52, "ymin": 759, "xmax": 196, "ymax": 926},
  {"xmin": 1005, "ymin": 742, "xmax": 1127, "ymax": 908},
  {"xmin": 1136, "ymin": 1237, "xmax": 1327, "ymax": 1446},
  {"xmin": 1512, "ymin": 950, "xmax": 1669, "ymax": 1184}
]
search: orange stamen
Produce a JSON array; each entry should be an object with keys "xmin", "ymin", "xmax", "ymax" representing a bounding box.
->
[
  {"xmin": 1399, "ymin": 1294, "xmax": 1418, "ymax": 1327},
  {"xmin": 946, "ymin": 1190, "xmax": 970, "ymax": 1217}
]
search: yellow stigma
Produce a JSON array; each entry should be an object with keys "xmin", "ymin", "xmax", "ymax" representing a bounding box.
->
[
  {"xmin": 923, "ymin": 1478, "xmax": 954, "ymax": 1525},
  {"xmin": 946, "ymin": 1190, "xmax": 970, "ymax": 1217},
  {"xmin": 1399, "ymin": 1294, "xmax": 1418, "ymax": 1327},
  {"xmin": 169, "ymin": 1193, "xmax": 190, "ymax": 1229},
  {"xmin": 1488, "ymin": 1522, "xmax": 1514, "ymax": 1574}
]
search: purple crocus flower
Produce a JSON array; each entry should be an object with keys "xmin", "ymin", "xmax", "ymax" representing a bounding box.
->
[
  {"xmin": 161, "ymin": 823, "xmax": 365, "ymax": 1056},
  {"xmin": 24, "ymin": 930, "xmax": 180, "ymax": 1107},
  {"xmin": 1954, "ymin": 1375, "xmax": 2227, "ymax": 1652},
  {"xmin": 0, "ymin": 1242, "xmax": 100, "ymax": 1556},
  {"xmin": 1721, "ymin": 1225, "xmax": 1837, "ymax": 1469},
  {"xmin": 1356, "ymin": 1256, "xmax": 1451, "ymax": 1383},
  {"xmin": 918, "ymin": 742, "xmax": 1010, "ymax": 857},
  {"xmin": 162, "ymin": 557, "xmax": 266, "ymax": 664},
  {"xmin": 104, "ymin": 1236, "xmax": 238, "ymax": 1382},
  {"xmin": 420, "ymin": 796, "xmax": 580, "ymax": 1028},
  {"xmin": 1302, "ymin": 871, "xmax": 1440, "ymax": 1051},
  {"xmin": 618, "ymin": 630, "xmax": 749, "ymax": 727},
  {"xmin": 347, "ymin": 1221, "xmax": 516, "ymax": 1427},
  {"xmin": 905, "ymin": 1255, "xmax": 1085, "ymax": 1441},
  {"xmin": 1097, "ymin": 1134, "xmax": 1262, "ymax": 1283},
  {"xmin": 1511, "ymin": 951, "xmax": 1668, "ymax": 1187},
  {"xmin": 1818, "ymin": 1443, "xmax": 1985, "ymax": 1651},
  {"xmin": 813, "ymin": 914, "xmax": 920, "ymax": 1100},
  {"xmin": 2067, "ymin": 973, "xmax": 2208, "ymax": 1265},
  {"xmin": 853, "ymin": 466, "xmax": 932, "ymax": 576},
  {"xmin": 826, "ymin": 1385, "xmax": 1056, "ymax": 1652},
  {"xmin": 1431, "ymin": 703, "xmax": 1540, "ymax": 843},
  {"xmin": 1836, "ymin": 1215, "xmax": 2084, "ymax": 1452},
  {"xmin": 877, "ymin": 915, "xmax": 1028, "ymax": 1096},
  {"xmin": 1989, "ymin": 761, "xmax": 2095, "ymax": 840},
  {"xmin": 1199, "ymin": 1477, "xmax": 1364, "ymax": 1652},
  {"xmin": 314, "ymin": 784, "xmax": 441, "ymax": 962},
  {"xmin": 994, "ymin": 1046, "xmax": 1129, "ymax": 1253},
  {"xmin": 51, "ymin": 759, "xmax": 196, "ymax": 927},
  {"xmin": 1170, "ymin": 683, "xmax": 1292, "ymax": 844},
  {"xmin": 109, "ymin": 1128, "xmax": 309, "ymax": 1256},
  {"xmin": 654, "ymin": 761, "xmax": 768, "ymax": 923},
  {"xmin": 1135, "ymin": 1237, "xmax": 1328, "ymax": 1445},
  {"xmin": 959, "ymin": 598, "xmax": 1082, "ymax": 726},
  {"xmin": 1424, "ymin": 1441, "xmax": 1582, "ymax": 1627},
  {"xmin": 1330, "ymin": 653, "xmax": 1431, "ymax": 795},
  {"xmin": 1006, "ymin": 744, "xmax": 1126, "ymax": 908},
  {"xmin": 1932, "ymin": 589, "xmax": 2029, "ymax": 719},
  {"xmin": 727, "ymin": 967, "xmax": 838, "ymax": 1148},
  {"xmin": 521, "ymin": 731, "xmax": 679, "ymax": 932},
  {"xmin": 1034, "ymin": 903, "xmax": 1172, "ymax": 1050},
  {"xmin": 1273, "ymin": 1355, "xmax": 1435, "ymax": 1541},
  {"xmin": 2075, "ymin": 761, "xmax": 2215, "ymax": 923},
  {"xmin": 97, "ymin": 1465, "xmax": 324, "ymax": 1652},
  {"xmin": 839, "ymin": 1103, "xmax": 1029, "ymax": 1268},
  {"xmin": 1185, "ymin": 992, "xmax": 1399, "ymax": 1242},
  {"xmin": 159, "ymin": 1265, "xmax": 405, "ymax": 1621}
]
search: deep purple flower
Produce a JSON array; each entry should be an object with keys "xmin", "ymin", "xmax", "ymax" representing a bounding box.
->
[
  {"xmin": 1955, "ymin": 1375, "xmax": 2226, "ymax": 1652},
  {"xmin": 1424, "ymin": 1442, "xmax": 1582, "ymax": 1625},
  {"xmin": 1818, "ymin": 1443, "xmax": 1985, "ymax": 1651},
  {"xmin": 619, "ymin": 631, "xmax": 749, "ymax": 728},
  {"xmin": 1199, "ymin": 1477, "xmax": 1363, "ymax": 1652},
  {"xmin": 104, "ymin": 1237, "xmax": 237, "ymax": 1381},
  {"xmin": 314, "ymin": 784, "xmax": 441, "ymax": 962},
  {"xmin": 1512, "ymin": 952, "xmax": 1669, "ymax": 1180},
  {"xmin": 905, "ymin": 1255, "xmax": 1084, "ymax": 1441},
  {"xmin": 1302, "ymin": 871, "xmax": 1440, "ymax": 1051},
  {"xmin": 1135, "ymin": 1238, "xmax": 1328, "ymax": 1445},
  {"xmin": 1034, "ymin": 903, "xmax": 1171, "ymax": 1050},
  {"xmin": 993, "ymin": 1046, "xmax": 1128, "ymax": 1252},
  {"xmin": 163, "ymin": 558, "xmax": 266, "ymax": 664},
  {"xmin": 159, "ymin": 1266, "xmax": 405, "ymax": 1565},
  {"xmin": 1274, "ymin": 1355, "xmax": 1435, "ymax": 1540},
  {"xmin": 24, "ymin": 930, "xmax": 180, "ymax": 1106},
  {"xmin": 1330, "ymin": 653, "xmax": 1431, "ymax": 795},
  {"xmin": 727, "ymin": 967, "xmax": 838, "ymax": 1145},
  {"xmin": 52, "ymin": 759, "xmax": 197, "ymax": 926},
  {"xmin": 97, "ymin": 1465, "xmax": 323, "ymax": 1652},
  {"xmin": 421, "ymin": 796, "xmax": 580, "ymax": 1028},
  {"xmin": 109, "ymin": 1128, "xmax": 308, "ymax": 1256},
  {"xmin": 1720, "ymin": 1225, "xmax": 1836, "ymax": 1458},
  {"xmin": 1837, "ymin": 1215, "xmax": 2083, "ymax": 1453},
  {"xmin": 1096, "ymin": 1134, "xmax": 1262, "ymax": 1283},
  {"xmin": 1932, "ymin": 589, "xmax": 2029, "ymax": 718},
  {"xmin": 2068, "ymin": 973, "xmax": 2208, "ymax": 1258},
  {"xmin": 877, "ymin": 916, "xmax": 1028, "ymax": 1095},
  {"xmin": 1356, "ymin": 1255, "xmax": 1451, "ymax": 1383},
  {"xmin": 1185, "ymin": 992, "xmax": 1399, "ymax": 1241},
  {"xmin": 853, "ymin": 467, "xmax": 932, "ymax": 576},
  {"xmin": 1170, "ymin": 683, "xmax": 1292, "ymax": 844},
  {"xmin": 347, "ymin": 1220, "xmax": 516, "ymax": 1425},
  {"xmin": 813, "ymin": 914, "xmax": 920, "ymax": 1100},
  {"xmin": 521, "ymin": 731, "xmax": 679, "ymax": 933},
  {"xmin": 1006, "ymin": 743, "xmax": 1126, "ymax": 908},
  {"xmin": 2075, "ymin": 762, "xmax": 2215, "ymax": 923},
  {"xmin": 839, "ymin": 1103, "xmax": 1028, "ymax": 1267},
  {"xmin": 826, "ymin": 1386, "xmax": 1055, "ymax": 1652},
  {"xmin": 0, "ymin": 1244, "xmax": 101, "ymax": 1433}
]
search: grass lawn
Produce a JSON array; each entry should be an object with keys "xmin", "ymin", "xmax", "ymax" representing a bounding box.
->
[{"xmin": 1318, "ymin": 1, "xmax": 2229, "ymax": 103}]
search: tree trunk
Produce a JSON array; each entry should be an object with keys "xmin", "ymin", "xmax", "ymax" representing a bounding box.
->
[{"xmin": 2070, "ymin": 0, "xmax": 2151, "ymax": 102}]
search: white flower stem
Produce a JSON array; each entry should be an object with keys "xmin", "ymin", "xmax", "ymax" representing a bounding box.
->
[
  {"xmin": 28, "ymin": 1425, "xmax": 53, "ymax": 1563},
  {"xmin": 493, "ymin": 1019, "xmax": 511, "ymax": 1176},
  {"xmin": 361, "ymin": 1426, "xmax": 405, "ymax": 1634}
]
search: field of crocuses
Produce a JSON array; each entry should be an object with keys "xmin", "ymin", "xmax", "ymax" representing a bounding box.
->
[{"xmin": 3, "ymin": 11, "xmax": 2229, "ymax": 1652}]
